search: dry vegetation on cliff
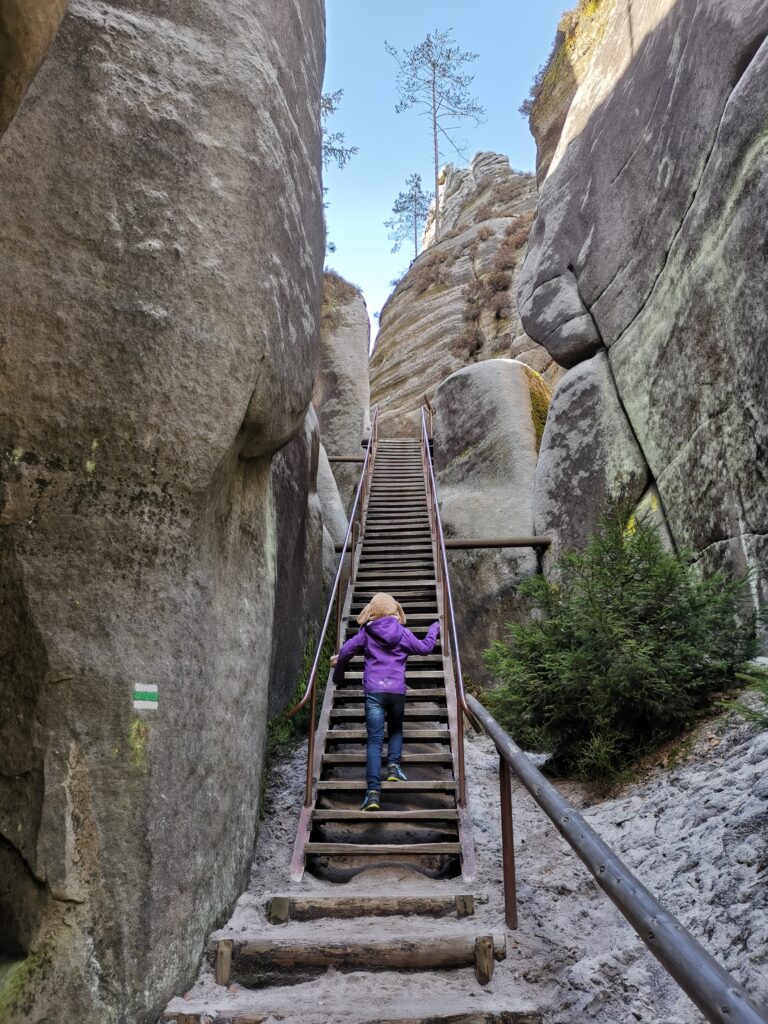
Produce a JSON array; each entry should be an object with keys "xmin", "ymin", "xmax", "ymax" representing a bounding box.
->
[{"xmin": 321, "ymin": 269, "xmax": 362, "ymax": 331}]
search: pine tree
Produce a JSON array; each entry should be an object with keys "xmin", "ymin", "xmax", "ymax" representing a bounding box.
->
[
  {"xmin": 384, "ymin": 174, "xmax": 433, "ymax": 259},
  {"xmin": 321, "ymin": 89, "xmax": 358, "ymax": 171},
  {"xmin": 385, "ymin": 30, "xmax": 485, "ymax": 240}
]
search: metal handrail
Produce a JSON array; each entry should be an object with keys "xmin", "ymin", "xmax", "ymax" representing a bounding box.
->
[
  {"xmin": 288, "ymin": 405, "xmax": 379, "ymax": 807},
  {"xmin": 419, "ymin": 407, "xmax": 476, "ymax": 807},
  {"xmin": 468, "ymin": 694, "xmax": 768, "ymax": 1024}
]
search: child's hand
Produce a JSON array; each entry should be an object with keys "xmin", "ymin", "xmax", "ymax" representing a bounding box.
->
[{"xmin": 330, "ymin": 655, "xmax": 339, "ymax": 667}]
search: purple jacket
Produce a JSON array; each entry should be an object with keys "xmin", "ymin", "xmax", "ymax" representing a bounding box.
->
[{"xmin": 333, "ymin": 616, "xmax": 440, "ymax": 694}]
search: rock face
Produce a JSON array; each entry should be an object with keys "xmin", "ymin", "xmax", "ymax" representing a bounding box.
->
[
  {"xmin": 313, "ymin": 272, "xmax": 371, "ymax": 510},
  {"xmin": 520, "ymin": 0, "xmax": 768, "ymax": 614},
  {"xmin": 534, "ymin": 352, "xmax": 650, "ymax": 568},
  {"xmin": 317, "ymin": 442, "xmax": 348, "ymax": 590},
  {"xmin": 433, "ymin": 361, "xmax": 542, "ymax": 680},
  {"xmin": 0, "ymin": 0, "xmax": 69, "ymax": 136},
  {"xmin": 0, "ymin": 1, "xmax": 325, "ymax": 1021},
  {"xmin": 268, "ymin": 409, "xmax": 325, "ymax": 711},
  {"xmin": 371, "ymin": 152, "xmax": 562, "ymax": 437}
]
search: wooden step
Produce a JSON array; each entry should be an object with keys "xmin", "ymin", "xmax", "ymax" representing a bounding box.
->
[
  {"xmin": 207, "ymin": 931, "xmax": 504, "ymax": 977},
  {"xmin": 316, "ymin": 780, "xmax": 456, "ymax": 792},
  {"xmin": 343, "ymin": 670, "xmax": 444, "ymax": 680},
  {"xmin": 333, "ymin": 688, "xmax": 447, "ymax": 700},
  {"xmin": 330, "ymin": 711, "xmax": 448, "ymax": 725},
  {"xmin": 324, "ymin": 728, "xmax": 450, "ymax": 742},
  {"xmin": 346, "ymin": 612, "xmax": 439, "ymax": 622},
  {"xmin": 305, "ymin": 842, "xmax": 463, "ymax": 856},
  {"xmin": 330, "ymin": 707, "xmax": 448, "ymax": 720},
  {"xmin": 353, "ymin": 582, "xmax": 436, "ymax": 590},
  {"xmin": 322, "ymin": 752, "xmax": 454, "ymax": 765},
  {"xmin": 357, "ymin": 564, "xmax": 435, "ymax": 572},
  {"xmin": 311, "ymin": 809, "xmax": 460, "ymax": 822},
  {"xmin": 265, "ymin": 892, "xmax": 473, "ymax": 921}
]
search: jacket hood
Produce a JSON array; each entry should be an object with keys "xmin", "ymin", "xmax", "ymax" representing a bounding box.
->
[{"xmin": 365, "ymin": 616, "xmax": 405, "ymax": 647}]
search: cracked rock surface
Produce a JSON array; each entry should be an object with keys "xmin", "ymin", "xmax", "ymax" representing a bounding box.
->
[{"xmin": 519, "ymin": 0, "xmax": 768, "ymax": 611}]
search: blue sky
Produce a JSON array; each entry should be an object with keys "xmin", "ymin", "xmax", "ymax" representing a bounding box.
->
[{"xmin": 323, "ymin": 1, "xmax": 566, "ymax": 334}]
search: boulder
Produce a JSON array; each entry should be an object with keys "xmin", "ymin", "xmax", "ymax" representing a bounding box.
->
[
  {"xmin": 371, "ymin": 152, "xmax": 562, "ymax": 438},
  {"xmin": 433, "ymin": 360, "xmax": 541, "ymax": 682},
  {"xmin": 0, "ymin": 0, "xmax": 325, "ymax": 1020},
  {"xmin": 519, "ymin": 0, "xmax": 768, "ymax": 614},
  {"xmin": 313, "ymin": 272, "xmax": 371, "ymax": 510},
  {"xmin": 533, "ymin": 352, "xmax": 650, "ymax": 570}
]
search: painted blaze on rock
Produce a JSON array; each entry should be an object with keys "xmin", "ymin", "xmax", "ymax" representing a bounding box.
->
[
  {"xmin": 520, "ymin": 0, "xmax": 768, "ymax": 612},
  {"xmin": 0, "ymin": 1, "xmax": 325, "ymax": 1021}
]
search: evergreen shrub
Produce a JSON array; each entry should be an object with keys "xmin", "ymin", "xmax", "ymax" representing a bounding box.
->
[{"xmin": 484, "ymin": 506, "xmax": 758, "ymax": 781}]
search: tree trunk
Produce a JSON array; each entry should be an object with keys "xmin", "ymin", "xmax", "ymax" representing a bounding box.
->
[{"xmin": 431, "ymin": 71, "xmax": 440, "ymax": 240}]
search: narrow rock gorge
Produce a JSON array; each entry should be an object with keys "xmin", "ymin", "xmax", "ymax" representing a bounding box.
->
[{"xmin": 1, "ymin": 0, "xmax": 766, "ymax": 1022}]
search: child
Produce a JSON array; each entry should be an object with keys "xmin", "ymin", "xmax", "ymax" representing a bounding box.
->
[{"xmin": 330, "ymin": 592, "xmax": 440, "ymax": 811}]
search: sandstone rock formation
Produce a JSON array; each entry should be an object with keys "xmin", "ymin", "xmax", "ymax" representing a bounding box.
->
[
  {"xmin": 317, "ymin": 442, "xmax": 349, "ymax": 589},
  {"xmin": 534, "ymin": 352, "xmax": 650, "ymax": 568},
  {"xmin": 0, "ymin": 1, "xmax": 325, "ymax": 1020},
  {"xmin": 371, "ymin": 152, "xmax": 562, "ymax": 437},
  {"xmin": 520, "ymin": 0, "xmax": 768, "ymax": 614},
  {"xmin": 433, "ymin": 360, "xmax": 543, "ymax": 679},
  {"xmin": 313, "ymin": 271, "xmax": 371, "ymax": 510},
  {"xmin": 268, "ymin": 409, "xmax": 325, "ymax": 710},
  {"xmin": 0, "ymin": 0, "xmax": 69, "ymax": 136}
]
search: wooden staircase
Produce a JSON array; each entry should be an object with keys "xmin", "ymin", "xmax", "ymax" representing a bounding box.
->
[
  {"xmin": 163, "ymin": 891, "xmax": 542, "ymax": 1024},
  {"xmin": 161, "ymin": 427, "xmax": 543, "ymax": 1024},
  {"xmin": 292, "ymin": 437, "xmax": 476, "ymax": 883}
]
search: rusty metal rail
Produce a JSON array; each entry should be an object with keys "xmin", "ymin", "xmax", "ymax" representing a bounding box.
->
[
  {"xmin": 419, "ymin": 408, "xmax": 476, "ymax": 807},
  {"xmin": 444, "ymin": 536, "xmax": 551, "ymax": 549},
  {"xmin": 288, "ymin": 406, "xmax": 379, "ymax": 806},
  {"xmin": 467, "ymin": 699, "xmax": 768, "ymax": 1024}
]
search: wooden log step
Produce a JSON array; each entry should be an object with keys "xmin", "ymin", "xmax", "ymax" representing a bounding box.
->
[
  {"xmin": 265, "ymin": 893, "xmax": 473, "ymax": 922},
  {"xmin": 322, "ymin": 752, "xmax": 453, "ymax": 765},
  {"xmin": 311, "ymin": 809, "xmax": 460, "ymax": 822},
  {"xmin": 305, "ymin": 841, "xmax": 463, "ymax": 856},
  {"xmin": 317, "ymin": 780, "xmax": 457, "ymax": 792},
  {"xmin": 330, "ymin": 708, "xmax": 448, "ymax": 720},
  {"xmin": 325, "ymin": 728, "xmax": 450, "ymax": 742},
  {"xmin": 207, "ymin": 930, "xmax": 504, "ymax": 976}
]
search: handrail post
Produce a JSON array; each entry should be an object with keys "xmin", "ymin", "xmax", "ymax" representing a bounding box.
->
[
  {"xmin": 499, "ymin": 754, "xmax": 518, "ymax": 929},
  {"xmin": 335, "ymin": 584, "xmax": 343, "ymax": 653},
  {"xmin": 303, "ymin": 672, "xmax": 318, "ymax": 806},
  {"xmin": 350, "ymin": 519, "xmax": 359, "ymax": 588}
]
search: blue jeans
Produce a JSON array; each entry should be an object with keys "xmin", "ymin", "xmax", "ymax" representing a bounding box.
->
[{"xmin": 365, "ymin": 692, "xmax": 405, "ymax": 791}]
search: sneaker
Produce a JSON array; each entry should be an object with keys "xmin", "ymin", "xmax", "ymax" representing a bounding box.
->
[
  {"xmin": 360, "ymin": 789, "xmax": 380, "ymax": 811},
  {"xmin": 386, "ymin": 763, "xmax": 407, "ymax": 782}
]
